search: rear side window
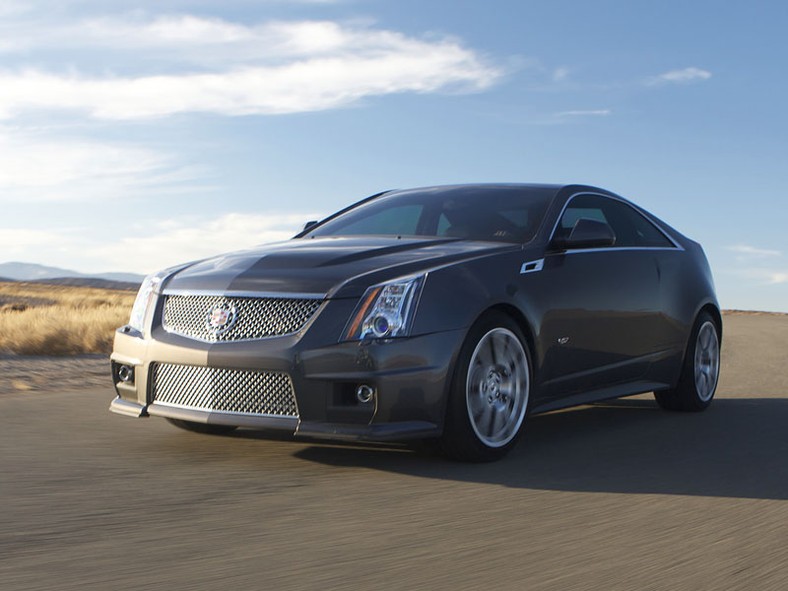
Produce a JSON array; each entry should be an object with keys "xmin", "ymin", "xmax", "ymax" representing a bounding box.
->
[{"xmin": 557, "ymin": 194, "xmax": 675, "ymax": 248}]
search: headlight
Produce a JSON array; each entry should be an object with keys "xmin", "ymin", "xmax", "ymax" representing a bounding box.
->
[
  {"xmin": 128, "ymin": 271, "xmax": 165, "ymax": 333},
  {"xmin": 343, "ymin": 274, "xmax": 425, "ymax": 341}
]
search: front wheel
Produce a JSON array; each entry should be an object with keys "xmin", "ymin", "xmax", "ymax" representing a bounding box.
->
[
  {"xmin": 441, "ymin": 312, "xmax": 531, "ymax": 462},
  {"xmin": 655, "ymin": 311, "xmax": 720, "ymax": 411}
]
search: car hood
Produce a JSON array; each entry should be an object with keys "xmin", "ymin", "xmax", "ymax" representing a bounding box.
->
[{"xmin": 162, "ymin": 236, "xmax": 516, "ymax": 298}]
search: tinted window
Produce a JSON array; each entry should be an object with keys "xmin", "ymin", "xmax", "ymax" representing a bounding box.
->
[
  {"xmin": 560, "ymin": 207, "xmax": 608, "ymax": 230},
  {"xmin": 308, "ymin": 186, "xmax": 556, "ymax": 243},
  {"xmin": 328, "ymin": 204, "xmax": 422, "ymax": 236},
  {"xmin": 557, "ymin": 194, "xmax": 674, "ymax": 248}
]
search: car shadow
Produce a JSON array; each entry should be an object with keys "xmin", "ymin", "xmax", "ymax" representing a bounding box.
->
[{"xmin": 290, "ymin": 397, "xmax": 788, "ymax": 501}]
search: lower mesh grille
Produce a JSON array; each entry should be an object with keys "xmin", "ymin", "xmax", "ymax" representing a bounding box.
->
[{"xmin": 151, "ymin": 363, "xmax": 298, "ymax": 418}]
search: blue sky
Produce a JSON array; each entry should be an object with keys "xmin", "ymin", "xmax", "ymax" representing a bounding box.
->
[{"xmin": 1, "ymin": 0, "xmax": 786, "ymax": 311}]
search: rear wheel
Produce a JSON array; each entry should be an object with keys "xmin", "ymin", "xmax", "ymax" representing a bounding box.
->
[
  {"xmin": 166, "ymin": 418, "xmax": 238, "ymax": 435},
  {"xmin": 441, "ymin": 311, "xmax": 531, "ymax": 462},
  {"xmin": 655, "ymin": 311, "xmax": 720, "ymax": 411}
]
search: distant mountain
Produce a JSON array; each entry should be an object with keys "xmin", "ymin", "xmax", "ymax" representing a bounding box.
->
[
  {"xmin": 30, "ymin": 277, "xmax": 141, "ymax": 291},
  {"xmin": 0, "ymin": 262, "xmax": 144, "ymax": 285},
  {"xmin": 97, "ymin": 272, "xmax": 146, "ymax": 283}
]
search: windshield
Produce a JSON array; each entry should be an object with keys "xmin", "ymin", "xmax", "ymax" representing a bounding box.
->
[{"xmin": 306, "ymin": 185, "xmax": 556, "ymax": 243}]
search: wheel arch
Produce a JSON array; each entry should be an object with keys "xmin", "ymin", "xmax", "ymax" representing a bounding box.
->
[
  {"xmin": 439, "ymin": 302, "xmax": 536, "ymax": 460},
  {"xmin": 699, "ymin": 303, "xmax": 723, "ymax": 343},
  {"xmin": 669, "ymin": 301, "xmax": 722, "ymax": 389},
  {"xmin": 439, "ymin": 302, "xmax": 538, "ymax": 424},
  {"xmin": 485, "ymin": 303, "xmax": 537, "ymax": 362}
]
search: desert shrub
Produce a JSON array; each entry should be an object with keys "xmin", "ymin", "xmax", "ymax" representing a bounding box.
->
[{"xmin": 0, "ymin": 282, "xmax": 136, "ymax": 355}]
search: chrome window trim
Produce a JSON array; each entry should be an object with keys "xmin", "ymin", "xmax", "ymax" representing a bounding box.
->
[
  {"xmin": 558, "ymin": 246, "xmax": 683, "ymax": 256},
  {"xmin": 548, "ymin": 191, "xmax": 685, "ymax": 252}
]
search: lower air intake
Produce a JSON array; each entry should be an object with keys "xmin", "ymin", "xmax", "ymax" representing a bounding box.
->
[{"xmin": 151, "ymin": 363, "xmax": 298, "ymax": 418}]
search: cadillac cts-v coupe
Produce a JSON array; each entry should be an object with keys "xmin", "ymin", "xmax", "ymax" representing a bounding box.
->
[{"xmin": 110, "ymin": 184, "xmax": 721, "ymax": 461}]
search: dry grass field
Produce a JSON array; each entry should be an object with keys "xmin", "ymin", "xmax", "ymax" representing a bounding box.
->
[
  {"xmin": 1, "ymin": 280, "xmax": 785, "ymax": 360},
  {"xmin": 0, "ymin": 281, "xmax": 135, "ymax": 356}
]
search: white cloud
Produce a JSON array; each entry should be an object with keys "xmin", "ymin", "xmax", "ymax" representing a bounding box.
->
[
  {"xmin": 0, "ymin": 17, "xmax": 502, "ymax": 119},
  {"xmin": 728, "ymin": 244, "xmax": 782, "ymax": 258},
  {"xmin": 0, "ymin": 213, "xmax": 323, "ymax": 274},
  {"xmin": 0, "ymin": 16, "xmax": 368, "ymax": 57},
  {"xmin": 77, "ymin": 213, "xmax": 323, "ymax": 274},
  {"xmin": 84, "ymin": 17, "xmax": 355, "ymax": 55},
  {"xmin": 768, "ymin": 272, "xmax": 788, "ymax": 284},
  {"xmin": 0, "ymin": 0, "xmax": 27, "ymax": 17},
  {"xmin": 557, "ymin": 109, "xmax": 611, "ymax": 117},
  {"xmin": 648, "ymin": 67, "xmax": 712, "ymax": 85},
  {"xmin": 0, "ymin": 127, "xmax": 199, "ymax": 201},
  {"xmin": 726, "ymin": 265, "xmax": 788, "ymax": 286},
  {"xmin": 0, "ymin": 229, "xmax": 63, "ymax": 257},
  {"xmin": 0, "ymin": 55, "xmax": 499, "ymax": 120},
  {"xmin": 552, "ymin": 67, "xmax": 569, "ymax": 82},
  {"xmin": 724, "ymin": 246, "xmax": 786, "ymax": 286}
]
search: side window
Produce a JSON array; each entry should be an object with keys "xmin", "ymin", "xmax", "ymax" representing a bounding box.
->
[
  {"xmin": 618, "ymin": 205, "xmax": 675, "ymax": 247},
  {"xmin": 556, "ymin": 196, "xmax": 609, "ymax": 242},
  {"xmin": 560, "ymin": 207, "xmax": 608, "ymax": 230},
  {"xmin": 436, "ymin": 213, "xmax": 451, "ymax": 236},
  {"xmin": 435, "ymin": 200, "xmax": 537, "ymax": 241},
  {"xmin": 557, "ymin": 194, "xmax": 674, "ymax": 248}
]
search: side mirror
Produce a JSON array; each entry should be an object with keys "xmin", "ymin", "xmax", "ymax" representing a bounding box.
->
[
  {"xmin": 552, "ymin": 218, "xmax": 616, "ymax": 250},
  {"xmin": 302, "ymin": 220, "xmax": 318, "ymax": 232}
]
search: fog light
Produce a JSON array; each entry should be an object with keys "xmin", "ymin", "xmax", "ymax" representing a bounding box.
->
[
  {"xmin": 356, "ymin": 384, "xmax": 375, "ymax": 404},
  {"xmin": 118, "ymin": 365, "xmax": 134, "ymax": 383}
]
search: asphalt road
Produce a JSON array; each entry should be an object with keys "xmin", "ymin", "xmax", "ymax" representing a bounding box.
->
[{"xmin": 1, "ymin": 314, "xmax": 787, "ymax": 590}]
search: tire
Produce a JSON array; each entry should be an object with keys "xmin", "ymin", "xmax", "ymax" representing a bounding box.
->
[
  {"xmin": 441, "ymin": 311, "xmax": 532, "ymax": 462},
  {"xmin": 654, "ymin": 311, "xmax": 720, "ymax": 412},
  {"xmin": 166, "ymin": 418, "xmax": 238, "ymax": 435}
]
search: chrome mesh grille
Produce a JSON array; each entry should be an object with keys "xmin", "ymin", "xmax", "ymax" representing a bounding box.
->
[
  {"xmin": 163, "ymin": 294, "xmax": 322, "ymax": 342},
  {"xmin": 152, "ymin": 363, "xmax": 298, "ymax": 418}
]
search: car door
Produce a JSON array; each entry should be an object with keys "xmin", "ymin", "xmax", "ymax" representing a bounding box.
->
[{"xmin": 529, "ymin": 193, "xmax": 667, "ymax": 399}]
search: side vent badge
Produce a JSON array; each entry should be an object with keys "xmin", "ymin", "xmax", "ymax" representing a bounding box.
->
[{"xmin": 520, "ymin": 259, "xmax": 544, "ymax": 275}]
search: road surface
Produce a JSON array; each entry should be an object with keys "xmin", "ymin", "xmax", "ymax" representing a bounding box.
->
[{"xmin": 1, "ymin": 314, "xmax": 787, "ymax": 590}]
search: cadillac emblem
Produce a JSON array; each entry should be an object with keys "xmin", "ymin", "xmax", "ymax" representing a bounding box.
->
[{"xmin": 206, "ymin": 302, "xmax": 237, "ymax": 335}]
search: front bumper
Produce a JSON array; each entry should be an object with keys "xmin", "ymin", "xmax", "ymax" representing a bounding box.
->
[
  {"xmin": 110, "ymin": 299, "xmax": 464, "ymax": 441},
  {"xmin": 109, "ymin": 396, "xmax": 438, "ymax": 441}
]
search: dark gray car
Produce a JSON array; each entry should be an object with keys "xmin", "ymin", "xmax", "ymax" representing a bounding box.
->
[{"xmin": 110, "ymin": 184, "xmax": 721, "ymax": 461}]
